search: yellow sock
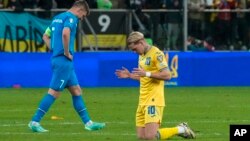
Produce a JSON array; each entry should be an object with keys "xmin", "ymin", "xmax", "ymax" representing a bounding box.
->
[{"xmin": 158, "ymin": 127, "xmax": 178, "ymax": 140}]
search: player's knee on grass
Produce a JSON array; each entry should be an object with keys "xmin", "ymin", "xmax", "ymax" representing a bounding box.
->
[{"xmin": 144, "ymin": 131, "xmax": 157, "ymax": 140}]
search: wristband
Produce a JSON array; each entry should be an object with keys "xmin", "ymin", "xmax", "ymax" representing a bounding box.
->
[{"xmin": 145, "ymin": 72, "xmax": 151, "ymax": 77}]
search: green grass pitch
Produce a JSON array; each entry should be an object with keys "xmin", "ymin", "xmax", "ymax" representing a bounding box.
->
[{"xmin": 0, "ymin": 87, "xmax": 250, "ymax": 141}]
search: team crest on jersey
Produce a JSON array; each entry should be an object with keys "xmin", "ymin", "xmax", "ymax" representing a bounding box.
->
[
  {"xmin": 145, "ymin": 57, "xmax": 151, "ymax": 65},
  {"xmin": 69, "ymin": 18, "xmax": 74, "ymax": 23},
  {"xmin": 157, "ymin": 55, "xmax": 163, "ymax": 62}
]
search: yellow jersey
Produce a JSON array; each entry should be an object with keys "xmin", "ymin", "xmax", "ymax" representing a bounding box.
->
[{"xmin": 138, "ymin": 46, "xmax": 168, "ymax": 106}]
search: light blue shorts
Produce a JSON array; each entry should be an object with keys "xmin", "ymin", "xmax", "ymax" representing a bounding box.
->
[{"xmin": 49, "ymin": 56, "xmax": 79, "ymax": 91}]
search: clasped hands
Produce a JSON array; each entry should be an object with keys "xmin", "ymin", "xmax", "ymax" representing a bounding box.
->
[{"xmin": 115, "ymin": 66, "xmax": 146, "ymax": 78}]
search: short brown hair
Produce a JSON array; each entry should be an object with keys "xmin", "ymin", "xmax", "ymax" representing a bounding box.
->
[
  {"xmin": 127, "ymin": 31, "xmax": 144, "ymax": 45},
  {"xmin": 73, "ymin": 0, "xmax": 90, "ymax": 16}
]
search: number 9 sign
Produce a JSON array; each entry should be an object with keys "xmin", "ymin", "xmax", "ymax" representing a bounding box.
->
[
  {"xmin": 82, "ymin": 12, "xmax": 126, "ymax": 34},
  {"xmin": 98, "ymin": 14, "xmax": 110, "ymax": 32}
]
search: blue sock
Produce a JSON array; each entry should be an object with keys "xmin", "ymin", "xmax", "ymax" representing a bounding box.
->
[
  {"xmin": 32, "ymin": 94, "xmax": 55, "ymax": 122},
  {"xmin": 72, "ymin": 95, "xmax": 91, "ymax": 124}
]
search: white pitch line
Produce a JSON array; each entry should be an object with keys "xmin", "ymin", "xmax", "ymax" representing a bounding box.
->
[
  {"xmin": 0, "ymin": 132, "xmax": 225, "ymax": 137},
  {"xmin": 0, "ymin": 109, "xmax": 34, "ymax": 112},
  {"xmin": 0, "ymin": 121, "xmax": 130, "ymax": 127},
  {"xmin": 0, "ymin": 132, "xmax": 136, "ymax": 136},
  {"xmin": 1, "ymin": 119, "xmax": 250, "ymax": 127}
]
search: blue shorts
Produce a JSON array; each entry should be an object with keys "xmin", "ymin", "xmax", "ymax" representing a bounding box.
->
[{"xmin": 49, "ymin": 56, "xmax": 79, "ymax": 91}]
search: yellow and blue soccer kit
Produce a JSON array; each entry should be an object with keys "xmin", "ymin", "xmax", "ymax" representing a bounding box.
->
[{"xmin": 136, "ymin": 46, "xmax": 168, "ymax": 127}]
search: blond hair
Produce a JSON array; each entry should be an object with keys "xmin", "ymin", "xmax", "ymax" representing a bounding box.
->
[{"xmin": 127, "ymin": 31, "xmax": 144, "ymax": 44}]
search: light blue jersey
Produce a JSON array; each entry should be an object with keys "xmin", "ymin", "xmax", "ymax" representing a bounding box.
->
[
  {"xmin": 44, "ymin": 11, "xmax": 79, "ymax": 91},
  {"xmin": 49, "ymin": 11, "xmax": 78, "ymax": 57}
]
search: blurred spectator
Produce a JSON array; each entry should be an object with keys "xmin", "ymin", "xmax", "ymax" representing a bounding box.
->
[
  {"xmin": 37, "ymin": 0, "xmax": 52, "ymax": 19},
  {"xmin": 0, "ymin": 0, "xmax": 4, "ymax": 8},
  {"xmin": 203, "ymin": 36, "xmax": 216, "ymax": 51},
  {"xmin": 228, "ymin": 0, "xmax": 238, "ymax": 49},
  {"xmin": 86, "ymin": 0, "xmax": 97, "ymax": 8},
  {"xmin": 117, "ymin": 0, "xmax": 128, "ymax": 8},
  {"xmin": 234, "ymin": 0, "xmax": 247, "ymax": 50},
  {"xmin": 20, "ymin": 0, "xmax": 37, "ymax": 8},
  {"xmin": 188, "ymin": 0, "xmax": 205, "ymax": 39},
  {"xmin": 54, "ymin": 0, "xmax": 98, "ymax": 9},
  {"xmin": 203, "ymin": 0, "xmax": 216, "ymax": 41},
  {"xmin": 1, "ymin": 0, "xmax": 9, "ymax": 8},
  {"xmin": 55, "ymin": 0, "xmax": 98, "ymax": 10},
  {"xmin": 126, "ymin": 0, "xmax": 145, "ymax": 9},
  {"xmin": 97, "ymin": 0, "xmax": 112, "ymax": 9},
  {"xmin": 133, "ymin": 8, "xmax": 152, "ymax": 37},
  {"xmin": 126, "ymin": 0, "xmax": 151, "ymax": 37},
  {"xmin": 19, "ymin": 0, "xmax": 37, "ymax": 15},
  {"xmin": 165, "ymin": 0, "xmax": 182, "ymax": 50},
  {"xmin": 187, "ymin": 36, "xmax": 215, "ymax": 51},
  {"xmin": 55, "ymin": 0, "xmax": 74, "ymax": 9},
  {"xmin": 246, "ymin": 0, "xmax": 250, "ymax": 48},
  {"xmin": 214, "ymin": 0, "xmax": 235, "ymax": 49},
  {"xmin": 7, "ymin": 0, "xmax": 23, "ymax": 12},
  {"xmin": 54, "ymin": 0, "xmax": 99, "ymax": 9},
  {"xmin": 144, "ymin": 0, "xmax": 163, "ymax": 47}
]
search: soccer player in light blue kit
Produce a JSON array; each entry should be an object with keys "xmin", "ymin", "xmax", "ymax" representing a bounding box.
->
[{"xmin": 28, "ymin": 0, "xmax": 105, "ymax": 132}]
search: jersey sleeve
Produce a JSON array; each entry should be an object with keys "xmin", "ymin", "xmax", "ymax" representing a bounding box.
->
[
  {"xmin": 64, "ymin": 17, "xmax": 75, "ymax": 30},
  {"xmin": 154, "ymin": 51, "xmax": 168, "ymax": 71}
]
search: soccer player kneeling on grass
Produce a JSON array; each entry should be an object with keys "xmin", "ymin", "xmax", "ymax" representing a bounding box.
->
[
  {"xmin": 115, "ymin": 31, "xmax": 195, "ymax": 140},
  {"xmin": 28, "ymin": 0, "xmax": 105, "ymax": 133}
]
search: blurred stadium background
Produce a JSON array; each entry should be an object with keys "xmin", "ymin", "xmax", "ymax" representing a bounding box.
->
[{"xmin": 1, "ymin": 0, "xmax": 250, "ymax": 141}]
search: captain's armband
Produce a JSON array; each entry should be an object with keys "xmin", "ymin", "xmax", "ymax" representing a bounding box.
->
[{"xmin": 44, "ymin": 27, "xmax": 51, "ymax": 37}]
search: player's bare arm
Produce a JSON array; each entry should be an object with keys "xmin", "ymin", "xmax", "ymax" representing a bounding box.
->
[
  {"xmin": 42, "ymin": 34, "xmax": 51, "ymax": 50},
  {"xmin": 62, "ymin": 27, "xmax": 73, "ymax": 60},
  {"xmin": 132, "ymin": 67, "xmax": 171, "ymax": 80},
  {"xmin": 115, "ymin": 67, "xmax": 140, "ymax": 80},
  {"xmin": 43, "ymin": 27, "xmax": 51, "ymax": 50}
]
